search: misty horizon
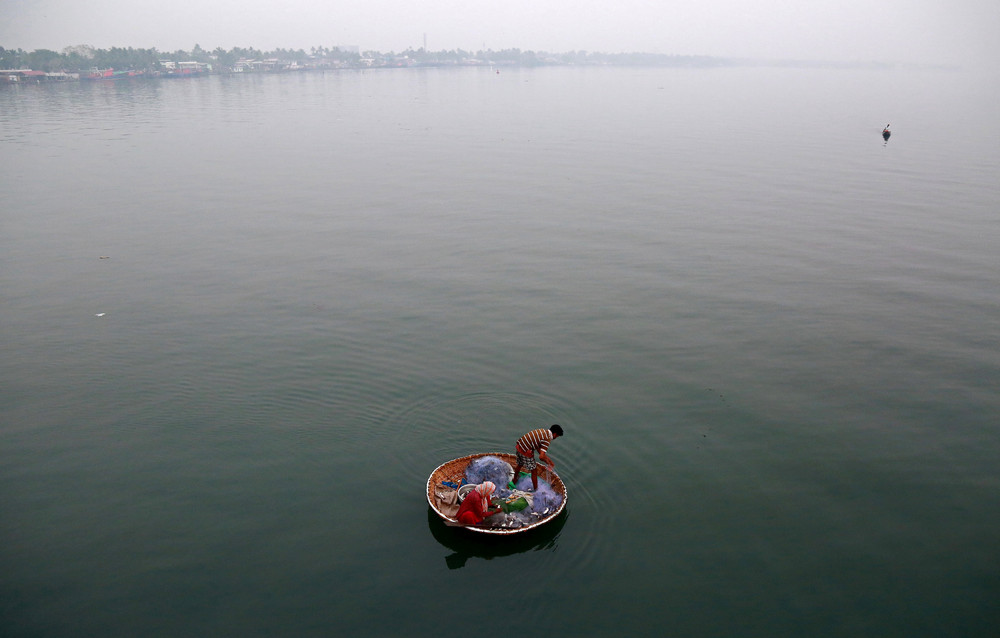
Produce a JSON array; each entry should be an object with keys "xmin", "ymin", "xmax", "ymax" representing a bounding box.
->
[
  {"xmin": 3, "ymin": 41, "xmax": 955, "ymax": 70},
  {"xmin": 2, "ymin": 0, "xmax": 998, "ymax": 69}
]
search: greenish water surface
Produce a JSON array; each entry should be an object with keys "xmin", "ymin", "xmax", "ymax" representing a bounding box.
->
[{"xmin": 2, "ymin": 66, "xmax": 999, "ymax": 637}]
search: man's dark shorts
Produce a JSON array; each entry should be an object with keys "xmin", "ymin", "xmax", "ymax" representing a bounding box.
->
[{"xmin": 516, "ymin": 451, "xmax": 537, "ymax": 471}]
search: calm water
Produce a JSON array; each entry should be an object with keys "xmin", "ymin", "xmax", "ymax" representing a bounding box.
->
[{"xmin": 2, "ymin": 66, "xmax": 999, "ymax": 637}]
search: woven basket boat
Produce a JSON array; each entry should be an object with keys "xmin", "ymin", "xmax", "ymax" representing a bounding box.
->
[{"xmin": 426, "ymin": 452, "xmax": 567, "ymax": 535}]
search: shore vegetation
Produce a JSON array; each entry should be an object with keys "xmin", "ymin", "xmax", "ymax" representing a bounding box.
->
[{"xmin": 1, "ymin": 43, "xmax": 729, "ymax": 74}]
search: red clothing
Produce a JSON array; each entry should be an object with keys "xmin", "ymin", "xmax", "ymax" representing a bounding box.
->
[
  {"xmin": 456, "ymin": 491, "xmax": 491, "ymax": 525},
  {"xmin": 515, "ymin": 428, "xmax": 554, "ymax": 456}
]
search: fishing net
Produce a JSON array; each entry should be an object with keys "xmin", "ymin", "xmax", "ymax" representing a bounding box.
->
[
  {"xmin": 512, "ymin": 474, "xmax": 564, "ymax": 513},
  {"xmin": 528, "ymin": 481, "xmax": 563, "ymax": 515},
  {"xmin": 464, "ymin": 456, "xmax": 513, "ymax": 488}
]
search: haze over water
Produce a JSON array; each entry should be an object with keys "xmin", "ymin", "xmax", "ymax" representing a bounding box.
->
[{"xmin": 2, "ymin": 66, "xmax": 999, "ymax": 636}]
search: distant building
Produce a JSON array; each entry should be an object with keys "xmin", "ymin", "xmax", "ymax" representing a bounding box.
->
[
  {"xmin": 1, "ymin": 69, "xmax": 59, "ymax": 83},
  {"xmin": 177, "ymin": 61, "xmax": 211, "ymax": 72}
]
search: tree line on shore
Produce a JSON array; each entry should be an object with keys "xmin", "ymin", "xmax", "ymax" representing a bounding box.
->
[
  {"xmin": 1, "ymin": 43, "xmax": 727, "ymax": 72},
  {"xmin": 1, "ymin": 44, "xmax": 352, "ymax": 72}
]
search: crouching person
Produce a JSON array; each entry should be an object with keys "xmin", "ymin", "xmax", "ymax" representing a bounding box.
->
[{"xmin": 455, "ymin": 481, "xmax": 504, "ymax": 526}]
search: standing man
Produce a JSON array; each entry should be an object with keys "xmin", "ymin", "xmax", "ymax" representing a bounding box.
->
[{"xmin": 512, "ymin": 424, "xmax": 564, "ymax": 491}]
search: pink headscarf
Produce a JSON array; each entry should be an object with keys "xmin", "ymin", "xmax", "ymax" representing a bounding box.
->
[{"xmin": 474, "ymin": 481, "xmax": 496, "ymax": 512}]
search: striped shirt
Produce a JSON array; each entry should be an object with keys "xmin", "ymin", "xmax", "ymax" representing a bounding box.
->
[{"xmin": 515, "ymin": 429, "xmax": 554, "ymax": 456}]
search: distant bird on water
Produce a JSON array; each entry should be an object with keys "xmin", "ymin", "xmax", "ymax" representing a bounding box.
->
[{"xmin": 882, "ymin": 124, "xmax": 891, "ymax": 141}]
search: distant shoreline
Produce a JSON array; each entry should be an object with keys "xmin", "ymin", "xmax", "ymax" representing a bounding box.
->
[{"xmin": 3, "ymin": 44, "xmax": 932, "ymax": 83}]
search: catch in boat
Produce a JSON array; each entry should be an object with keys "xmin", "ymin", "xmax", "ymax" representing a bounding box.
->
[{"xmin": 427, "ymin": 452, "xmax": 567, "ymax": 535}]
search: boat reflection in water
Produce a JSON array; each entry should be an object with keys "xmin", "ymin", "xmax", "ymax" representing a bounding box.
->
[{"xmin": 426, "ymin": 506, "xmax": 568, "ymax": 569}]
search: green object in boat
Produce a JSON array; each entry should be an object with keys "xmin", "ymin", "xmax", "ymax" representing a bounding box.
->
[{"xmin": 502, "ymin": 497, "xmax": 529, "ymax": 512}]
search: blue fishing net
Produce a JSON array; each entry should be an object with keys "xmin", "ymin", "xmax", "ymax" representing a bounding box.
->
[
  {"xmin": 512, "ymin": 474, "xmax": 534, "ymax": 492},
  {"xmin": 512, "ymin": 474, "xmax": 564, "ymax": 512},
  {"xmin": 529, "ymin": 481, "xmax": 563, "ymax": 515},
  {"xmin": 464, "ymin": 456, "xmax": 513, "ymax": 488},
  {"xmin": 493, "ymin": 478, "xmax": 564, "ymax": 528}
]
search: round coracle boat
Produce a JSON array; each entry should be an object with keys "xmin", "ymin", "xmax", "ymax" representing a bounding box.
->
[{"xmin": 426, "ymin": 452, "xmax": 567, "ymax": 535}]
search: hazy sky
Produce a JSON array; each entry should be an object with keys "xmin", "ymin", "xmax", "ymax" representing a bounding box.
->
[{"xmin": 2, "ymin": 0, "xmax": 997, "ymax": 65}]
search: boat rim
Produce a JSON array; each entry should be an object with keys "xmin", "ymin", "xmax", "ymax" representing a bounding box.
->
[{"xmin": 426, "ymin": 452, "xmax": 567, "ymax": 535}]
